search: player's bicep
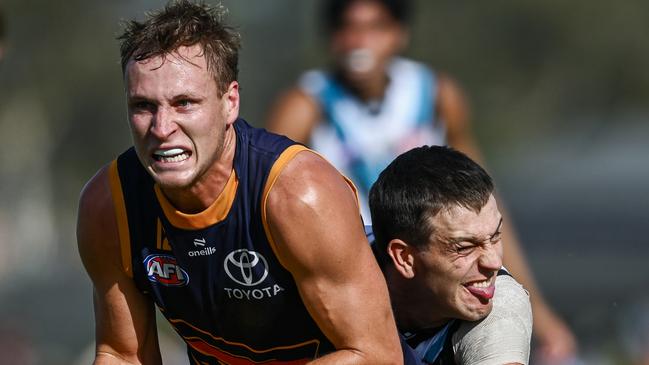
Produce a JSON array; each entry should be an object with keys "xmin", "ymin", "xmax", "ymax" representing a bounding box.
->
[
  {"xmin": 77, "ymin": 167, "xmax": 161, "ymax": 364},
  {"xmin": 265, "ymin": 152, "xmax": 401, "ymax": 363}
]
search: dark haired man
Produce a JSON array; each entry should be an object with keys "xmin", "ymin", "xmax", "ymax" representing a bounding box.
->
[
  {"xmin": 77, "ymin": 1, "xmax": 405, "ymax": 364},
  {"xmin": 369, "ymin": 146, "xmax": 532, "ymax": 364},
  {"xmin": 267, "ymin": 0, "xmax": 575, "ymax": 360}
]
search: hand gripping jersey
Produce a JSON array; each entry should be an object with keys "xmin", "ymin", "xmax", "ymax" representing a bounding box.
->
[
  {"xmin": 300, "ymin": 58, "xmax": 446, "ymax": 222},
  {"xmin": 108, "ymin": 119, "xmax": 335, "ymax": 364}
]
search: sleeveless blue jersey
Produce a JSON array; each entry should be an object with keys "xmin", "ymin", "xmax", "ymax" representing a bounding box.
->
[{"xmin": 109, "ymin": 119, "xmax": 335, "ymax": 364}]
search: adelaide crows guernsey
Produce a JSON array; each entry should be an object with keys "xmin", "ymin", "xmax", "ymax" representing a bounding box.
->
[{"xmin": 108, "ymin": 119, "xmax": 336, "ymax": 364}]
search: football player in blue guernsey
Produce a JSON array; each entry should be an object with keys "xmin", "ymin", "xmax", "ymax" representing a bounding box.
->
[
  {"xmin": 266, "ymin": 0, "xmax": 577, "ymax": 362},
  {"xmin": 369, "ymin": 146, "xmax": 532, "ymax": 364},
  {"xmin": 76, "ymin": 1, "xmax": 411, "ymax": 364}
]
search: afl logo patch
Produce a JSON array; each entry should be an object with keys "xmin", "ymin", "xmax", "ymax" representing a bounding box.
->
[
  {"xmin": 224, "ymin": 249, "xmax": 269, "ymax": 286},
  {"xmin": 144, "ymin": 254, "xmax": 189, "ymax": 287}
]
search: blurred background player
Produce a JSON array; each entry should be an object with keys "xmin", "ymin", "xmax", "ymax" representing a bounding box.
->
[
  {"xmin": 370, "ymin": 145, "xmax": 532, "ymax": 364},
  {"xmin": 266, "ymin": 0, "xmax": 576, "ymax": 362}
]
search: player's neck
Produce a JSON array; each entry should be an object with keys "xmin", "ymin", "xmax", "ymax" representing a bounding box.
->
[
  {"xmin": 388, "ymin": 274, "xmax": 450, "ymax": 331},
  {"xmin": 395, "ymin": 305, "xmax": 450, "ymax": 334},
  {"xmin": 340, "ymin": 71, "xmax": 389, "ymax": 103},
  {"xmin": 160, "ymin": 126, "xmax": 237, "ymax": 214}
]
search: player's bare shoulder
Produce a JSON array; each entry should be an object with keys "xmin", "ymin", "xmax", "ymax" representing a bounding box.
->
[
  {"xmin": 267, "ymin": 150, "xmax": 355, "ymax": 214},
  {"xmin": 264, "ymin": 149, "xmax": 362, "ymax": 270},
  {"xmin": 77, "ymin": 164, "xmax": 122, "ymax": 276}
]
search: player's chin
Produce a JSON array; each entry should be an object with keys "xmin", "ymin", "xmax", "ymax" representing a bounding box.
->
[
  {"xmin": 150, "ymin": 169, "xmax": 196, "ymax": 190},
  {"xmin": 457, "ymin": 295, "xmax": 493, "ymax": 321},
  {"xmin": 461, "ymin": 302, "xmax": 493, "ymax": 322}
]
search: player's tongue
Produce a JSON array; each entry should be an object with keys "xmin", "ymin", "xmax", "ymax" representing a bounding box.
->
[{"xmin": 464, "ymin": 280, "xmax": 495, "ymax": 300}]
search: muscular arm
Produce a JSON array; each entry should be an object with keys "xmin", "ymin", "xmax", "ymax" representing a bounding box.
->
[
  {"xmin": 437, "ymin": 75, "xmax": 577, "ymax": 361},
  {"xmin": 266, "ymin": 151, "xmax": 403, "ymax": 365},
  {"xmin": 77, "ymin": 166, "xmax": 162, "ymax": 365},
  {"xmin": 266, "ymin": 88, "xmax": 321, "ymax": 144}
]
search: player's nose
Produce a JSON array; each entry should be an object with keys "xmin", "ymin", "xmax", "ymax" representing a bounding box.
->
[
  {"xmin": 150, "ymin": 106, "xmax": 178, "ymax": 139},
  {"xmin": 478, "ymin": 244, "xmax": 503, "ymax": 271}
]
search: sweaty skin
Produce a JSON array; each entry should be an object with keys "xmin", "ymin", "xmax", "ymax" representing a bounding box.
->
[
  {"xmin": 78, "ymin": 165, "xmax": 163, "ymax": 365},
  {"xmin": 267, "ymin": 150, "xmax": 403, "ymax": 364},
  {"xmin": 79, "ymin": 45, "xmax": 403, "ymax": 364}
]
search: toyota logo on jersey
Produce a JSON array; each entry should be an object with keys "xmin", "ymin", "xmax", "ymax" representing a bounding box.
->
[
  {"xmin": 144, "ymin": 254, "xmax": 189, "ymax": 287},
  {"xmin": 224, "ymin": 249, "xmax": 269, "ymax": 286}
]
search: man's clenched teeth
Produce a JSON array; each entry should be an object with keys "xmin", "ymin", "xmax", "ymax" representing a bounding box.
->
[{"xmin": 154, "ymin": 148, "xmax": 190, "ymax": 163}]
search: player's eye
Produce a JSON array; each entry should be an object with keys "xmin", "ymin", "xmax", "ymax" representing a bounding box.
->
[
  {"xmin": 175, "ymin": 98, "xmax": 198, "ymax": 109},
  {"xmin": 456, "ymin": 244, "xmax": 475, "ymax": 254},
  {"xmin": 131, "ymin": 101, "xmax": 156, "ymax": 113}
]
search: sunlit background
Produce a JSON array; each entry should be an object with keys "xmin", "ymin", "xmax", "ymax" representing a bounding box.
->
[{"xmin": 0, "ymin": 0, "xmax": 647, "ymax": 364}]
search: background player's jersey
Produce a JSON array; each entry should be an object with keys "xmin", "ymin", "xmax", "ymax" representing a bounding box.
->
[
  {"xmin": 300, "ymin": 57, "xmax": 446, "ymax": 222},
  {"xmin": 109, "ymin": 119, "xmax": 335, "ymax": 364}
]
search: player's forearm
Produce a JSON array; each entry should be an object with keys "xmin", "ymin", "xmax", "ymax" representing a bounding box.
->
[
  {"xmin": 502, "ymin": 235, "xmax": 540, "ymax": 293},
  {"xmin": 492, "ymin": 197, "xmax": 543, "ymax": 301}
]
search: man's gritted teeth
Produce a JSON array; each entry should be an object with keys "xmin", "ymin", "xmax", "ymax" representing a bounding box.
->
[
  {"xmin": 153, "ymin": 148, "xmax": 191, "ymax": 163},
  {"xmin": 463, "ymin": 277, "xmax": 496, "ymax": 301}
]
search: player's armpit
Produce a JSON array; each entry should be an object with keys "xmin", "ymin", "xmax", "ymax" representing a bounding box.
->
[
  {"xmin": 265, "ymin": 150, "xmax": 402, "ymax": 365},
  {"xmin": 266, "ymin": 88, "xmax": 321, "ymax": 144},
  {"xmin": 77, "ymin": 165, "xmax": 162, "ymax": 365}
]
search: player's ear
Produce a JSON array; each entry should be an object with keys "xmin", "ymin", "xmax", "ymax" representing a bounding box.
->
[
  {"xmin": 224, "ymin": 81, "xmax": 240, "ymax": 125},
  {"xmin": 387, "ymin": 238, "xmax": 415, "ymax": 279}
]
